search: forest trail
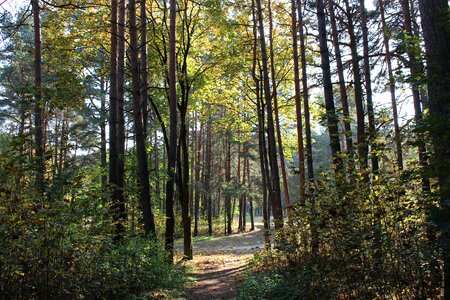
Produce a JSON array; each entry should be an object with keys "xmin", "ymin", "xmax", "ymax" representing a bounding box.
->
[{"xmin": 178, "ymin": 222, "xmax": 265, "ymax": 300}]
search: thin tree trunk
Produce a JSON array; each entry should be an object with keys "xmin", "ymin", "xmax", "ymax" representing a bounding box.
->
[
  {"xmin": 194, "ymin": 123, "xmax": 202, "ymax": 236},
  {"xmin": 255, "ymin": 0, "xmax": 283, "ymax": 230},
  {"xmin": 165, "ymin": 0, "xmax": 178, "ymax": 261},
  {"xmin": 226, "ymin": 134, "xmax": 232, "ymax": 235},
  {"xmin": 359, "ymin": 0, "xmax": 379, "ymax": 175},
  {"xmin": 33, "ymin": 0, "xmax": 45, "ymax": 195},
  {"xmin": 269, "ymin": 0, "xmax": 293, "ymax": 213},
  {"xmin": 379, "ymin": 0, "xmax": 403, "ymax": 170},
  {"xmin": 328, "ymin": 0, "xmax": 354, "ymax": 156},
  {"xmin": 100, "ymin": 79, "xmax": 107, "ymax": 202},
  {"xmin": 248, "ymin": 157, "xmax": 254, "ymax": 231},
  {"xmin": 109, "ymin": 0, "xmax": 120, "ymax": 235},
  {"xmin": 130, "ymin": 0, "xmax": 156, "ymax": 236},
  {"xmin": 205, "ymin": 119, "xmax": 213, "ymax": 236},
  {"xmin": 344, "ymin": 0, "xmax": 367, "ymax": 172},
  {"xmin": 290, "ymin": 0, "xmax": 305, "ymax": 208},
  {"xmin": 140, "ymin": 0, "xmax": 149, "ymax": 140},
  {"xmin": 399, "ymin": 0, "xmax": 430, "ymax": 192},
  {"xmin": 317, "ymin": 0, "xmax": 342, "ymax": 172},
  {"xmin": 297, "ymin": 0, "xmax": 314, "ymax": 184},
  {"xmin": 116, "ymin": 0, "xmax": 126, "ymax": 235}
]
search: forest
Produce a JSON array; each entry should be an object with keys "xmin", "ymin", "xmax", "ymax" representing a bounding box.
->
[{"xmin": 0, "ymin": 0, "xmax": 449, "ymax": 299}]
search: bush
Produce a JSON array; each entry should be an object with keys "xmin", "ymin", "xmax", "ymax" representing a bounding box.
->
[{"xmin": 238, "ymin": 171, "xmax": 442, "ymax": 299}]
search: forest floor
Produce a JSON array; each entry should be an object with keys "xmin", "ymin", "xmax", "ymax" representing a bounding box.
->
[{"xmin": 176, "ymin": 219, "xmax": 266, "ymax": 300}]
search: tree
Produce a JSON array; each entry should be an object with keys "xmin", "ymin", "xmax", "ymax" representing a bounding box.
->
[
  {"xmin": 165, "ymin": 0, "xmax": 178, "ymax": 261},
  {"xmin": 255, "ymin": 0, "xmax": 283, "ymax": 230},
  {"xmin": 417, "ymin": 0, "xmax": 450, "ymax": 297},
  {"xmin": 129, "ymin": 0, "xmax": 156, "ymax": 236}
]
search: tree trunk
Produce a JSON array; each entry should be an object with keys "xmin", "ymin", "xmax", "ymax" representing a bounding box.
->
[
  {"xmin": 130, "ymin": 0, "xmax": 156, "ymax": 236},
  {"xmin": 328, "ymin": 0, "xmax": 354, "ymax": 157},
  {"xmin": 359, "ymin": 0, "xmax": 379, "ymax": 175},
  {"xmin": 379, "ymin": 0, "xmax": 403, "ymax": 170},
  {"xmin": 165, "ymin": 0, "xmax": 178, "ymax": 261},
  {"xmin": 255, "ymin": 0, "xmax": 283, "ymax": 230},
  {"xmin": 317, "ymin": 0, "xmax": 342, "ymax": 172},
  {"xmin": 194, "ymin": 123, "xmax": 202, "ymax": 236},
  {"xmin": 344, "ymin": 0, "xmax": 367, "ymax": 172},
  {"xmin": 205, "ymin": 119, "xmax": 213, "ymax": 236},
  {"xmin": 290, "ymin": 0, "xmax": 305, "ymax": 208},
  {"xmin": 399, "ymin": 0, "xmax": 430, "ymax": 192},
  {"xmin": 226, "ymin": 134, "xmax": 232, "ymax": 235},
  {"xmin": 417, "ymin": 1, "xmax": 450, "ymax": 298},
  {"xmin": 109, "ymin": 0, "xmax": 120, "ymax": 236},
  {"xmin": 269, "ymin": 0, "xmax": 293, "ymax": 214},
  {"xmin": 116, "ymin": 0, "xmax": 127, "ymax": 235}
]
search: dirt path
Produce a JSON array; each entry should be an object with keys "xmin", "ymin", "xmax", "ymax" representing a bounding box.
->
[{"xmin": 178, "ymin": 225, "xmax": 265, "ymax": 300}]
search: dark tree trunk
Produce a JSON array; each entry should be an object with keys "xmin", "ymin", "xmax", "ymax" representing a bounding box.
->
[
  {"xmin": 130, "ymin": 0, "xmax": 156, "ymax": 236},
  {"xmin": 116, "ymin": 0, "xmax": 126, "ymax": 235},
  {"xmin": 379, "ymin": 0, "xmax": 403, "ymax": 170},
  {"xmin": 359, "ymin": 0, "xmax": 379, "ymax": 175},
  {"xmin": 255, "ymin": 0, "xmax": 283, "ymax": 230},
  {"xmin": 225, "ymin": 134, "xmax": 232, "ymax": 235},
  {"xmin": 100, "ymin": 79, "xmax": 107, "ymax": 201},
  {"xmin": 290, "ymin": 0, "xmax": 305, "ymax": 208},
  {"xmin": 417, "ymin": 1, "xmax": 450, "ymax": 298},
  {"xmin": 109, "ymin": 0, "xmax": 121, "ymax": 236},
  {"xmin": 140, "ymin": 0, "xmax": 149, "ymax": 140},
  {"xmin": 344, "ymin": 0, "xmax": 367, "ymax": 172},
  {"xmin": 205, "ymin": 119, "xmax": 213, "ymax": 236},
  {"xmin": 269, "ymin": 0, "xmax": 293, "ymax": 214},
  {"xmin": 165, "ymin": 0, "xmax": 178, "ymax": 261},
  {"xmin": 328, "ymin": 0, "xmax": 354, "ymax": 157},
  {"xmin": 248, "ymin": 157, "xmax": 254, "ymax": 231},
  {"xmin": 297, "ymin": 0, "xmax": 314, "ymax": 183},
  {"xmin": 193, "ymin": 123, "xmax": 202, "ymax": 237},
  {"xmin": 317, "ymin": 0, "xmax": 342, "ymax": 172},
  {"xmin": 400, "ymin": 0, "xmax": 430, "ymax": 192}
]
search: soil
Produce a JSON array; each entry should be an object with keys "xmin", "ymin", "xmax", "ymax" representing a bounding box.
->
[{"xmin": 177, "ymin": 223, "xmax": 266, "ymax": 300}]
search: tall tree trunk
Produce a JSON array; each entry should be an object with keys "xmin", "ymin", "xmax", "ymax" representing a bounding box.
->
[
  {"xmin": 417, "ymin": 1, "xmax": 450, "ymax": 298},
  {"xmin": 328, "ymin": 0, "xmax": 354, "ymax": 157},
  {"xmin": 297, "ymin": 0, "xmax": 314, "ymax": 183},
  {"xmin": 317, "ymin": 0, "xmax": 343, "ymax": 173},
  {"xmin": 255, "ymin": 0, "xmax": 283, "ymax": 230},
  {"xmin": 290, "ymin": 0, "xmax": 305, "ymax": 208},
  {"xmin": 225, "ymin": 134, "xmax": 232, "ymax": 235},
  {"xmin": 193, "ymin": 123, "xmax": 202, "ymax": 236},
  {"xmin": 269, "ymin": 0, "xmax": 293, "ymax": 214},
  {"xmin": 205, "ymin": 119, "xmax": 213, "ymax": 236},
  {"xmin": 116, "ymin": 0, "xmax": 127, "ymax": 235},
  {"xmin": 379, "ymin": 0, "xmax": 403, "ymax": 170},
  {"xmin": 248, "ymin": 157, "xmax": 254, "ymax": 231},
  {"xmin": 130, "ymin": 0, "xmax": 156, "ymax": 236},
  {"xmin": 109, "ymin": 0, "xmax": 120, "ymax": 235},
  {"xmin": 100, "ymin": 78, "xmax": 107, "ymax": 201},
  {"xmin": 344, "ymin": 0, "xmax": 367, "ymax": 172},
  {"xmin": 359, "ymin": 0, "xmax": 379, "ymax": 175},
  {"xmin": 140, "ymin": 0, "xmax": 149, "ymax": 140},
  {"xmin": 399, "ymin": 0, "xmax": 430, "ymax": 192},
  {"xmin": 165, "ymin": 0, "xmax": 178, "ymax": 261},
  {"xmin": 33, "ymin": 0, "xmax": 45, "ymax": 195}
]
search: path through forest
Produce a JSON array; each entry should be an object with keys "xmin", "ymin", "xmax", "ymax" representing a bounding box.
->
[{"xmin": 178, "ymin": 221, "xmax": 265, "ymax": 300}]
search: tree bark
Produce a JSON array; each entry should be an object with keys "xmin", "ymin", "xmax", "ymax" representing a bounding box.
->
[
  {"xmin": 130, "ymin": 0, "xmax": 156, "ymax": 236},
  {"xmin": 328, "ymin": 0, "xmax": 354, "ymax": 157},
  {"xmin": 417, "ymin": 1, "xmax": 450, "ymax": 298},
  {"xmin": 379, "ymin": 0, "xmax": 403, "ymax": 170},
  {"xmin": 290, "ymin": 0, "xmax": 305, "ymax": 208},
  {"xmin": 317, "ymin": 0, "xmax": 342, "ymax": 173},
  {"xmin": 165, "ymin": 0, "xmax": 178, "ymax": 261},
  {"xmin": 116, "ymin": 0, "xmax": 126, "ymax": 235},
  {"xmin": 255, "ymin": 0, "xmax": 283, "ymax": 230},
  {"xmin": 359, "ymin": 0, "xmax": 379, "ymax": 175},
  {"xmin": 344, "ymin": 0, "xmax": 367, "ymax": 172}
]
